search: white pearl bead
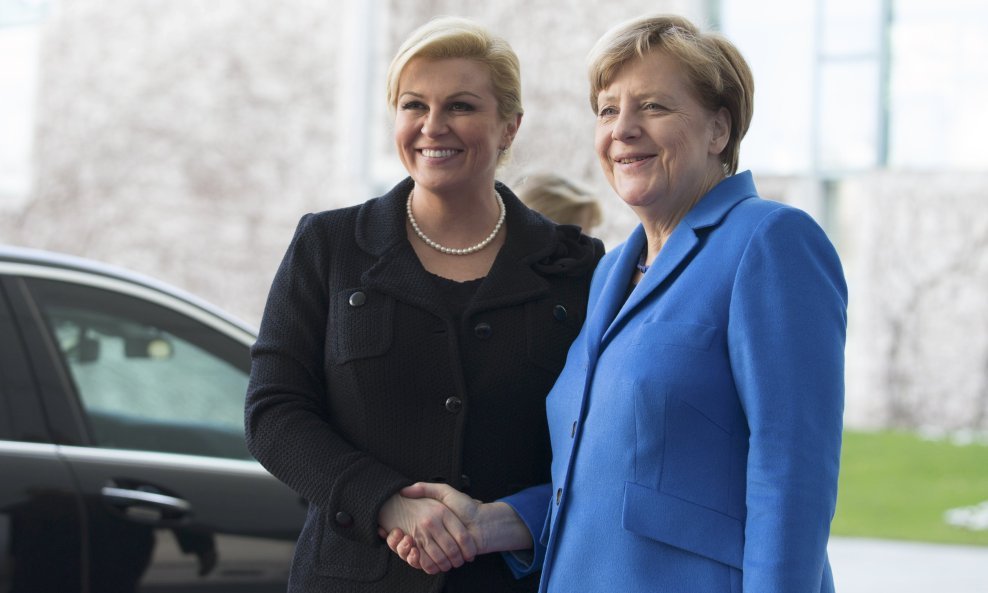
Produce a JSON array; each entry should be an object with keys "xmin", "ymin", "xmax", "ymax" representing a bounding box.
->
[{"xmin": 407, "ymin": 189, "xmax": 505, "ymax": 256}]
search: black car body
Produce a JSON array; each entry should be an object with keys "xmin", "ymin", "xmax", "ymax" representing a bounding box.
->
[{"xmin": 0, "ymin": 246, "xmax": 305, "ymax": 592}]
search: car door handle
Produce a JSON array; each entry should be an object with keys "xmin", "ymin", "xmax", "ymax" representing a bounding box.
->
[{"xmin": 101, "ymin": 485, "xmax": 192, "ymax": 521}]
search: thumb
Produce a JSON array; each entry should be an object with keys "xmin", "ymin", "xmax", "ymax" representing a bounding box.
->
[{"xmin": 400, "ymin": 481, "xmax": 450, "ymax": 500}]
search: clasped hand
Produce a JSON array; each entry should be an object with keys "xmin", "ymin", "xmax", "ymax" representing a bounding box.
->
[{"xmin": 377, "ymin": 482, "xmax": 485, "ymax": 574}]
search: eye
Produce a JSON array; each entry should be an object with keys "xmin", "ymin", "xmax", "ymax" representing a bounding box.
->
[
  {"xmin": 449, "ymin": 101, "xmax": 475, "ymax": 112},
  {"xmin": 400, "ymin": 100, "xmax": 426, "ymax": 111},
  {"xmin": 598, "ymin": 106, "xmax": 618, "ymax": 118},
  {"xmin": 643, "ymin": 102, "xmax": 665, "ymax": 112}
]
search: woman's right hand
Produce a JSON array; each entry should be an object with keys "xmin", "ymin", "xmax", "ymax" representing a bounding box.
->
[
  {"xmin": 384, "ymin": 482, "xmax": 533, "ymax": 572},
  {"xmin": 377, "ymin": 489, "xmax": 478, "ymax": 574}
]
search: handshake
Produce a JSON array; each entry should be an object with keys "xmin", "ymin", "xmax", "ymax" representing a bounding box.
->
[{"xmin": 377, "ymin": 482, "xmax": 532, "ymax": 574}]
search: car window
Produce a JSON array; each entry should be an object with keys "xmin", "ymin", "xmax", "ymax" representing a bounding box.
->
[{"xmin": 26, "ymin": 277, "xmax": 252, "ymax": 460}]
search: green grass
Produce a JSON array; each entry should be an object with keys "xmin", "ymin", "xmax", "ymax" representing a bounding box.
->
[{"xmin": 832, "ymin": 430, "xmax": 988, "ymax": 546}]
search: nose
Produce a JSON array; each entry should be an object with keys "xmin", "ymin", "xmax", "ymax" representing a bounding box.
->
[
  {"xmin": 612, "ymin": 110, "xmax": 641, "ymax": 141},
  {"xmin": 421, "ymin": 110, "xmax": 449, "ymax": 137}
]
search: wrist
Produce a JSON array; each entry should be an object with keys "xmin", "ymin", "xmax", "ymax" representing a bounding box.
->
[{"xmin": 475, "ymin": 501, "xmax": 533, "ymax": 554}]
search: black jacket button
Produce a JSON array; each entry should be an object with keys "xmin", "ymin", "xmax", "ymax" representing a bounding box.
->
[
  {"xmin": 348, "ymin": 291, "xmax": 366, "ymax": 307},
  {"xmin": 444, "ymin": 396, "xmax": 463, "ymax": 413},
  {"xmin": 555, "ymin": 488, "xmax": 562, "ymax": 505},
  {"xmin": 571, "ymin": 421, "xmax": 577, "ymax": 438},
  {"xmin": 335, "ymin": 511, "xmax": 354, "ymax": 527},
  {"xmin": 474, "ymin": 322, "xmax": 492, "ymax": 339},
  {"xmin": 553, "ymin": 305, "xmax": 568, "ymax": 321}
]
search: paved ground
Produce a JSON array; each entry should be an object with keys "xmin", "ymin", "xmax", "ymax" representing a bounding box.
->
[{"xmin": 828, "ymin": 536, "xmax": 988, "ymax": 592}]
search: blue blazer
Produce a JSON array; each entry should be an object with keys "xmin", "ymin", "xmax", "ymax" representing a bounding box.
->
[{"xmin": 505, "ymin": 172, "xmax": 847, "ymax": 592}]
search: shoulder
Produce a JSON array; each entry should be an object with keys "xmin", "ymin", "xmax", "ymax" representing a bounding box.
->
[
  {"xmin": 499, "ymin": 181, "xmax": 605, "ymax": 279},
  {"xmin": 724, "ymin": 197, "xmax": 831, "ymax": 249}
]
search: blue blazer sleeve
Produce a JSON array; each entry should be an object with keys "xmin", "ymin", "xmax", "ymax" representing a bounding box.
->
[
  {"xmin": 728, "ymin": 208, "xmax": 847, "ymax": 592},
  {"xmin": 498, "ymin": 483, "xmax": 551, "ymax": 578}
]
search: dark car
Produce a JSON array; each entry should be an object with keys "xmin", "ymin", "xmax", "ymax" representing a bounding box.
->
[{"xmin": 0, "ymin": 246, "xmax": 305, "ymax": 592}]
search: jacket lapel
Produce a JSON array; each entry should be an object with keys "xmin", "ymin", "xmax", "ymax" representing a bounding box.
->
[
  {"xmin": 595, "ymin": 172, "xmax": 759, "ymax": 351},
  {"xmin": 354, "ymin": 178, "xmax": 561, "ymax": 320}
]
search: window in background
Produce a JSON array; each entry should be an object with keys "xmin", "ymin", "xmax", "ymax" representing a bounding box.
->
[
  {"xmin": 724, "ymin": 0, "xmax": 988, "ymax": 174},
  {"xmin": 814, "ymin": 0, "xmax": 885, "ymax": 173},
  {"xmin": 720, "ymin": 0, "xmax": 816, "ymax": 175},
  {"xmin": 0, "ymin": 0, "xmax": 50, "ymax": 206},
  {"xmin": 889, "ymin": 0, "xmax": 988, "ymax": 170}
]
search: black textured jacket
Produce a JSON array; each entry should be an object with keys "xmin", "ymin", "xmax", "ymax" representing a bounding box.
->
[{"xmin": 245, "ymin": 178, "xmax": 603, "ymax": 593}]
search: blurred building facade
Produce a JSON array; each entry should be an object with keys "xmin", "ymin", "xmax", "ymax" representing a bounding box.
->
[{"xmin": 0, "ymin": 0, "xmax": 985, "ymax": 431}]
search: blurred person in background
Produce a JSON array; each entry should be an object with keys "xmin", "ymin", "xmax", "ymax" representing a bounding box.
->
[
  {"xmin": 244, "ymin": 16, "xmax": 602, "ymax": 593},
  {"xmin": 517, "ymin": 172, "xmax": 602, "ymax": 233},
  {"xmin": 386, "ymin": 13, "xmax": 847, "ymax": 593}
]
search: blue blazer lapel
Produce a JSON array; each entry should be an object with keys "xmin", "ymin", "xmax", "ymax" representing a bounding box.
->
[
  {"xmin": 597, "ymin": 172, "xmax": 760, "ymax": 350},
  {"xmin": 600, "ymin": 223, "xmax": 698, "ymax": 348},
  {"xmin": 585, "ymin": 228, "xmax": 644, "ymax": 357}
]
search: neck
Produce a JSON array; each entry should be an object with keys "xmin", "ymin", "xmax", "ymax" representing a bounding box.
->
[
  {"xmin": 413, "ymin": 184, "xmax": 498, "ymax": 222},
  {"xmin": 637, "ymin": 168, "xmax": 726, "ymax": 264},
  {"xmin": 408, "ymin": 184, "xmax": 504, "ymax": 252}
]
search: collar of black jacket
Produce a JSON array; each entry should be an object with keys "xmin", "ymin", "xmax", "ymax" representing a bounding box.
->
[{"xmin": 353, "ymin": 177, "xmax": 597, "ymax": 315}]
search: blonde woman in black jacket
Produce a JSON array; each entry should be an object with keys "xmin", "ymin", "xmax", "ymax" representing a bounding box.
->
[{"xmin": 245, "ymin": 17, "xmax": 603, "ymax": 593}]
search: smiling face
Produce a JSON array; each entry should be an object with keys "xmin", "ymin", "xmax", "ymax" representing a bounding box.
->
[
  {"xmin": 594, "ymin": 50, "xmax": 730, "ymax": 219},
  {"xmin": 395, "ymin": 57, "xmax": 519, "ymax": 200}
]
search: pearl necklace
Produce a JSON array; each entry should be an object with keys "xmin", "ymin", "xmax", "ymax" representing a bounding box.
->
[{"xmin": 407, "ymin": 189, "xmax": 505, "ymax": 255}]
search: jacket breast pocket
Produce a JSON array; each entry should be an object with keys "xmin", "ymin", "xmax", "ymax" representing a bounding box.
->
[
  {"xmin": 634, "ymin": 320, "xmax": 716, "ymax": 351},
  {"xmin": 329, "ymin": 288, "xmax": 394, "ymax": 364}
]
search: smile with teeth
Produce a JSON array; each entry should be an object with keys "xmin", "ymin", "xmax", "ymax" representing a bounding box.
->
[
  {"xmin": 421, "ymin": 148, "xmax": 460, "ymax": 158},
  {"xmin": 616, "ymin": 156, "xmax": 652, "ymax": 165}
]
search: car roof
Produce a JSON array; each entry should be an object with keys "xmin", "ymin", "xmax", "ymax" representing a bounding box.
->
[{"xmin": 0, "ymin": 244, "xmax": 257, "ymax": 337}]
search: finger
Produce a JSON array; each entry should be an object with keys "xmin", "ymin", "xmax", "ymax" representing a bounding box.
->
[
  {"xmin": 387, "ymin": 529, "xmax": 405, "ymax": 553},
  {"xmin": 406, "ymin": 546, "xmax": 423, "ymax": 571},
  {"xmin": 413, "ymin": 518, "xmax": 457, "ymax": 573},
  {"xmin": 400, "ymin": 481, "xmax": 451, "ymax": 500},
  {"xmin": 416, "ymin": 545, "xmax": 440, "ymax": 574},
  {"xmin": 442, "ymin": 511, "xmax": 476, "ymax": 563},
  {"xmin": 417, "ymin": 534, "xmax": 454, "ymax": 573}
]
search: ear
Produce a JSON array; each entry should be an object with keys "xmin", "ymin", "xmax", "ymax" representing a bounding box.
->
[
  {"xmin": 709, "ymin": 106, "xmax": 731, "ymax": 156},
  {"xmin": 502, "ymin": 113, "xmax": 523, "ymax": 148}
]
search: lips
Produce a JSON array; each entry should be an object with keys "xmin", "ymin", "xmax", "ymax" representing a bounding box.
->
[
  {"xmin": 420, "ymin": 148, "xmax": 461, "ymax": 158},
  {"xmin": 615, "ymin": 155, "xmax": 653, "ymax": 165}
]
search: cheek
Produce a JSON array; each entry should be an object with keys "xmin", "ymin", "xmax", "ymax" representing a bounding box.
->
[
  {"xmin": 594, "ymin": 129, "xmax": 611, "ymax": 163},
  {"xmin": 394, "ymin": 114, "xmax": 417, "ymax": 145}
]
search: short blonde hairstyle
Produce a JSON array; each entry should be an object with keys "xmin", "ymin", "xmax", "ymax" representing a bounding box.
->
[
  {"xmin": 386, "ymin": 16, "xmax": 523, "ymax": 124},
  {"xmin": 587, "ymin": 14, "xmax": 754, "ymax": 175},
  {"xmin": 518, "ymin": 172, "xmax": 602, "ymax": 230}
]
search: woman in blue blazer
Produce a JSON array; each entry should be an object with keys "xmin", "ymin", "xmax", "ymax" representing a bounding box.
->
[{"xmin": 386, "ymin": 14, "xmax": 847, "ymax": 593}]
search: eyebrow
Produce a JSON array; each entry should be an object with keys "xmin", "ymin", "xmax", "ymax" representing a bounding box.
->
[
  {"xmin": 597, "ymin": 90, "xmax": 676, "ymax": 105},
  {"xmin": 399, "ymin": 90, "xmax": 486, "ymax": 101}
]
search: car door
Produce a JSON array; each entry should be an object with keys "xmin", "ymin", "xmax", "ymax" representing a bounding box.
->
[
  {"xmin": 3, "ymin": 269, "xmax": 305, "ymax": 593},
  {"xmin": 0, "ymin": 278, "xmax": 86, "ymax": 593}
]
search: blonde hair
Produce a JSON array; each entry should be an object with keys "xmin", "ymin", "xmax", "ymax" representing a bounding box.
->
[
  {"xmin": 587, "ymin": 14, "xmax": 754, "ymax": 175},
  {"xmin": 386, "ymin": 16, "xmax": 523, "ymax": 124},
  {"xmin": 518, "ymin": 173, "xmax": 602, "ymax": 230}
]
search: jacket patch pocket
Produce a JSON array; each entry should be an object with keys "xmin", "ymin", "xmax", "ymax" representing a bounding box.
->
[
  {"xmin": 316, "ymin": 515, "xmax": 389, "ymax": 581},
  {"xmin": 622, "ymin": 481, "xmax": 743, "ymax": 570},
  {"xmin": 663, "ymin": 396, "xmax": 732, "ymax": 513},
  {"xmin": 329, "ymin": 288, "xmax": 394, "ymax": 364}
]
